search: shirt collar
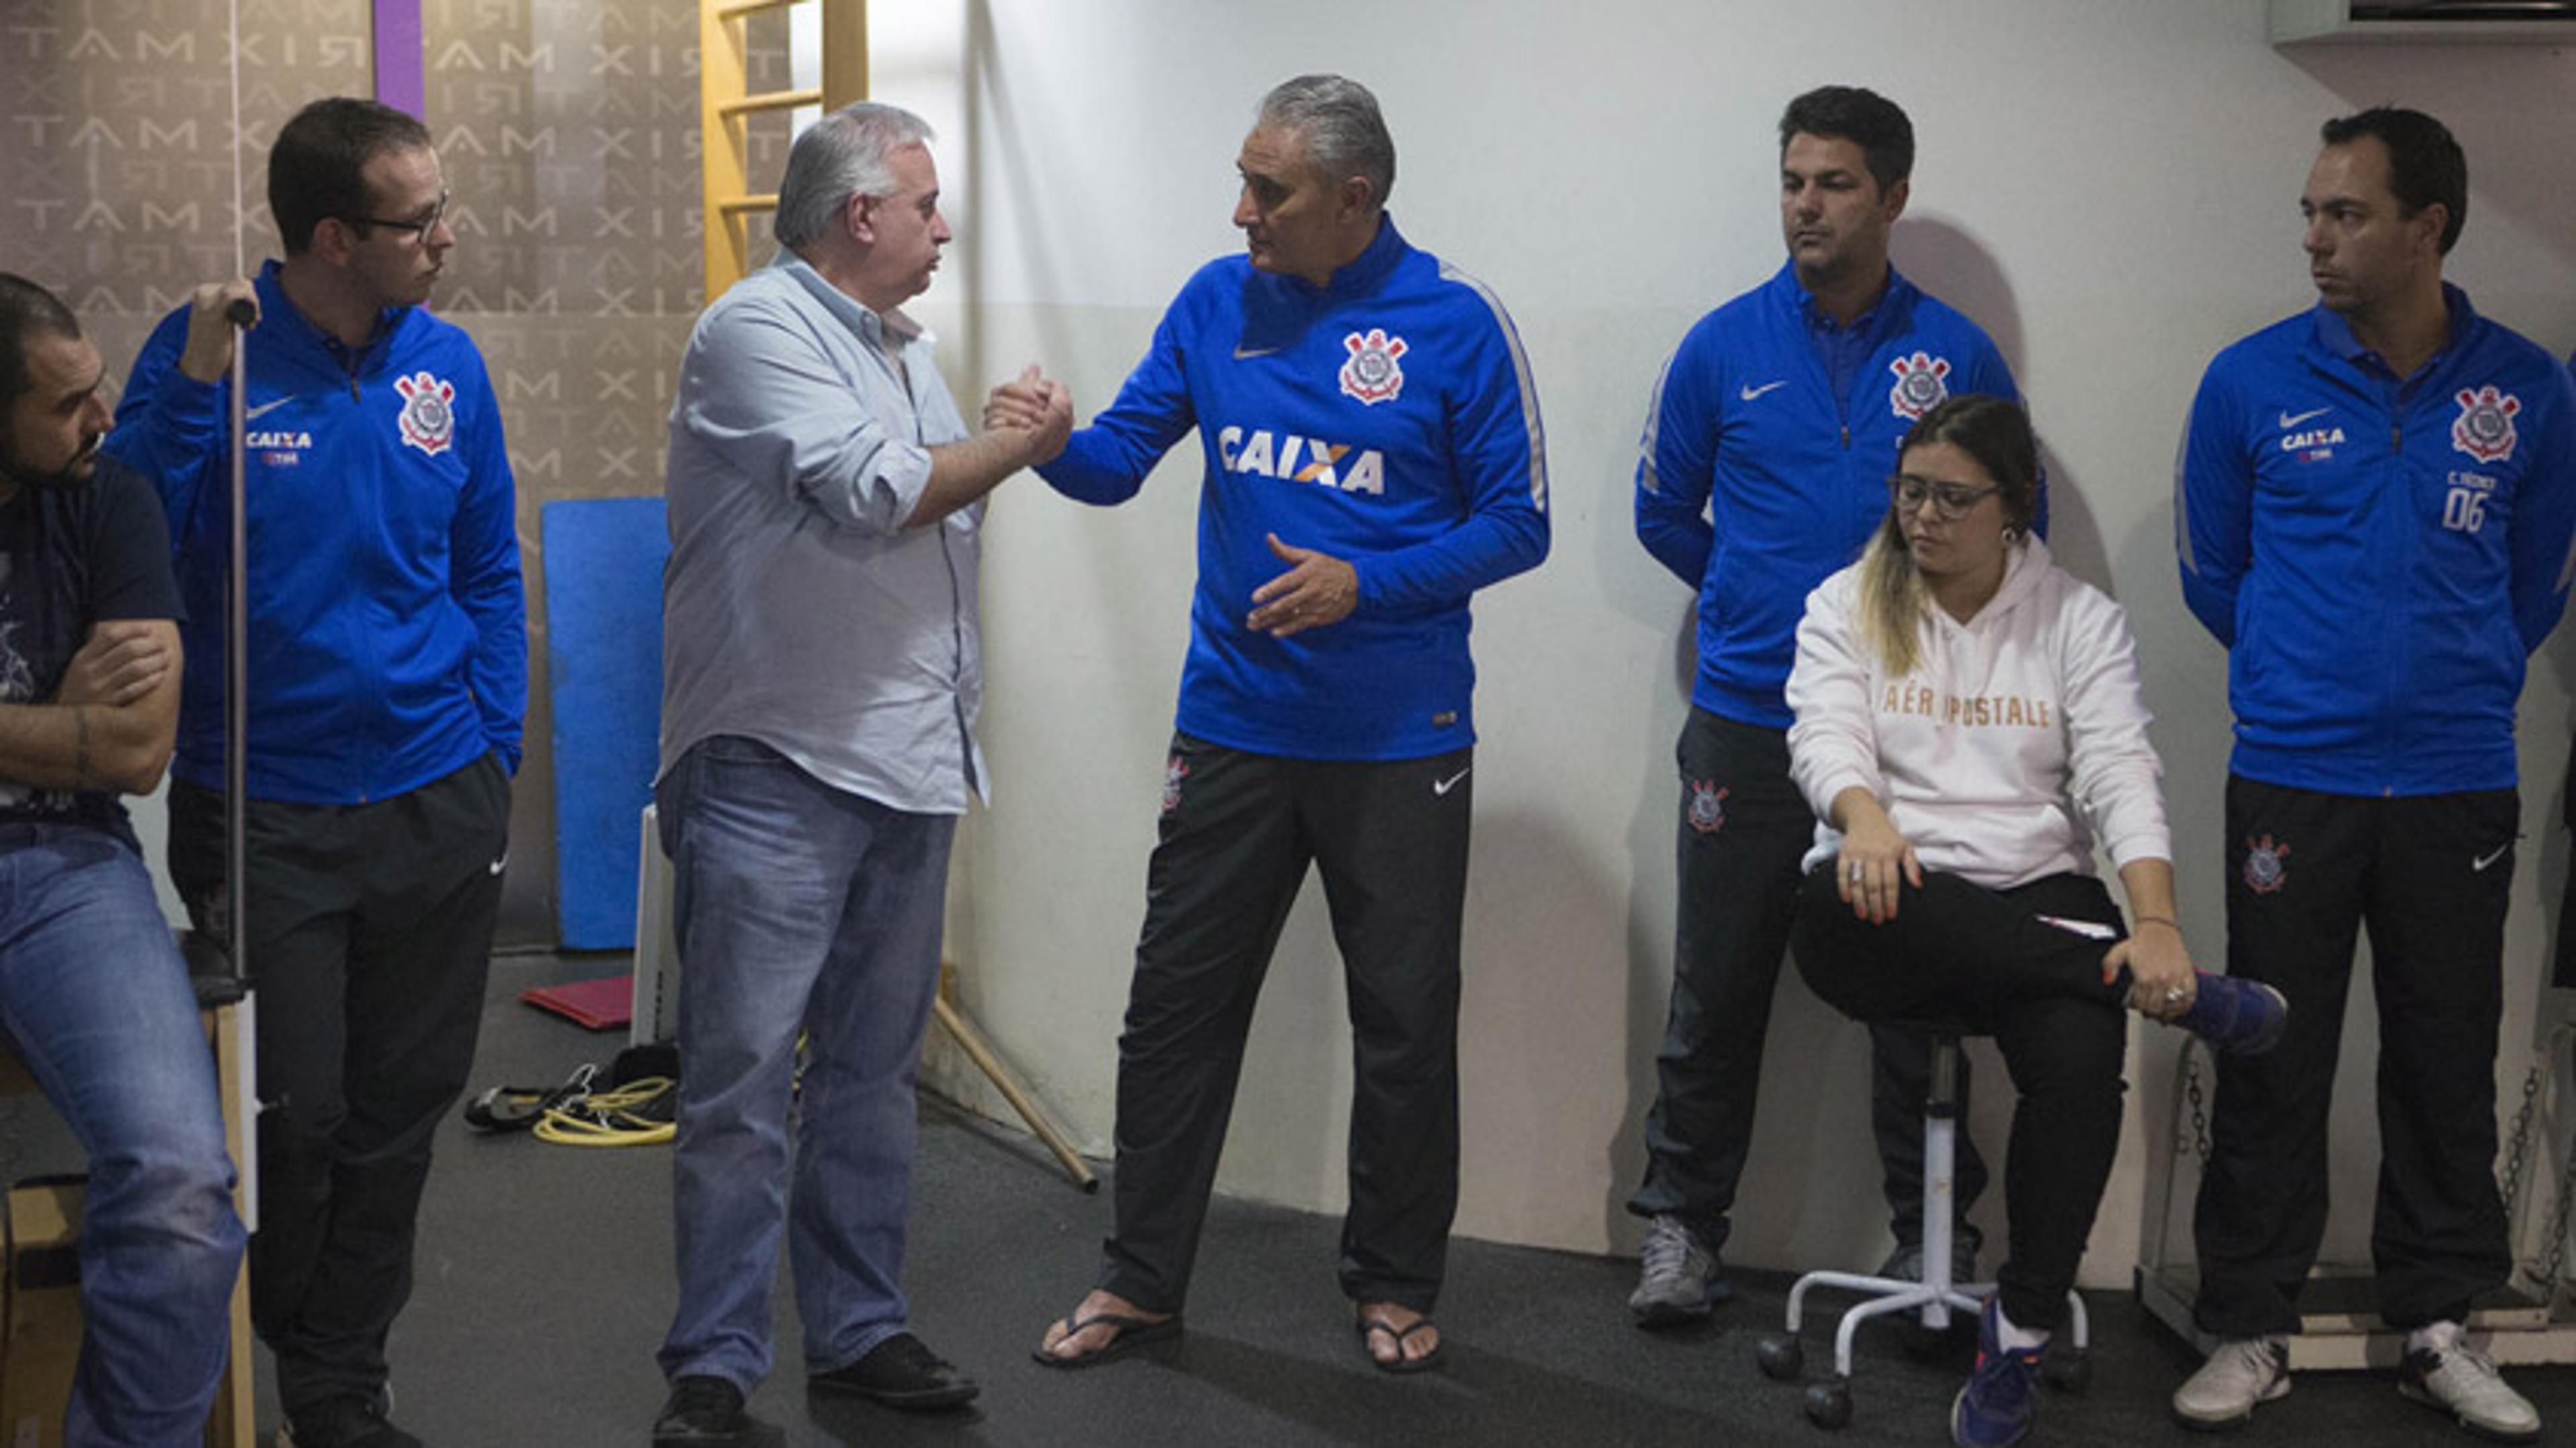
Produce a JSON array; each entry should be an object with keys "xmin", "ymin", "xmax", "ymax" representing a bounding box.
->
[
  {"xmin": 1791, "ymin": 262, "xmax": 1908, "ymax": 337},
  {"xmin": 773, "ymin": 252, "xmax": 921, "ymax": 346},
  {"xmin": 2311, "ymin": 281, "xmax": 2475, "ymax": 377},
  {"xmin": 1270, "ymin": 213, "xmax": 1407, "ymax": 301},
  {"xmin": 256, "ymin": 259, "xmax": 400, "ymax": 359}
]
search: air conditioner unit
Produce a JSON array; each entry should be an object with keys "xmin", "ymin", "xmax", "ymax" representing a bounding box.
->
[{"xmin": 2271, "ymin": 0, "xmax": 2576, "ymax": 44}]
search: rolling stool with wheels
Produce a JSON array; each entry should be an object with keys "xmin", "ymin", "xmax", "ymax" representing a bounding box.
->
[{"xmin": 1754, "ymin": 1025, "xmax": 2089, "ymax": 1429}]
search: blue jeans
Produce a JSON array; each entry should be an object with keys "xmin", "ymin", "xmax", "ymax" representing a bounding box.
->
[
  {"xmin": 654, "ymin": 737, "xmax": 956, "ymax": 1391},
  {"xmin": 0, "ymin": 824, "xmax": 244, "ymax": 1447}
]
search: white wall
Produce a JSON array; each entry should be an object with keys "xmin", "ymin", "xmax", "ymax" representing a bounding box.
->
[{"xmin": 912, "ymin": 0, "xmax": 2576, "ymax": 1284}]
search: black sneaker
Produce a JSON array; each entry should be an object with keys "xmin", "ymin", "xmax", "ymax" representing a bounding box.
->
[
  {"xmin": 652, "ymin": 1376, "xmax": 785, "ymax": 1447},
  {"xmin": 1876, "ymin": 1235, "xmax": 1981, "ymax": 1288},
  {"xmin": 808, "ymin": 1331, "xmax": 980, "ymax": 1410},
  {"xmin": 278, "ymin": 1394, "xmax": 422, "ymax": 1448}
]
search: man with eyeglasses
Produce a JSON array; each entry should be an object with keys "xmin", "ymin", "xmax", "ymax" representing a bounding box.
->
[
  {"xmin": 2173, "ymin": 107, "xmax": 2575, "ymax": 1444},
  {"xmin": 108, "ymin": 95, "xmax": 521, "ymax": 1448},
  {"xmin": 1625, "ymin": 85, "xmax": 2023, "ymax": 1323}
]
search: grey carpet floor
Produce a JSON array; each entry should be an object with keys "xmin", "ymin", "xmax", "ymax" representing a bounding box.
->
[{"xmin": 11, "ymin": 949, "xmax": 2572, "ymax": 1445}]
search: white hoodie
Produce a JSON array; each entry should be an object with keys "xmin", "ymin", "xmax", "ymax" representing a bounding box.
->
[{"xmin": 1786, "ymin": 536, "xmax": 2169, "ymax": 890}]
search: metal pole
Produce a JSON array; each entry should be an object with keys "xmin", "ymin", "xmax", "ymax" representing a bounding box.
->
[{"xmin": 224, "ymin": 299, "xmax": 253, "ymax": 986}]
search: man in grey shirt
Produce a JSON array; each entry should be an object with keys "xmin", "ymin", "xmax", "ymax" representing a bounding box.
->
[{"xmin": 649, "ymin": 101, "xmax": 1069, "ymax": 1448}]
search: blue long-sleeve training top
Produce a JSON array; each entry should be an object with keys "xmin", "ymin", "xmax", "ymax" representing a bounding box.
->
[
  {"xmin": 1635, "ymin": 261, "xmax": 2020, "ymax": 730},
  {"xmin": 1038, "ymin": 215, "xmax": 1548, "ymax": 762},
  {"xmin": 2177, "ymin": 285, "xmax": 2576, "ymax": 796},
  {"xmin": 107, "ymin": 262, "xmax": 527, "ymax": 804}
]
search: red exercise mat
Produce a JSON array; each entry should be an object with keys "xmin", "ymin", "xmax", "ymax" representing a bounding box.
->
[{"xmin": 519, "ymin": 975, "xmax": 633, "ymax": 1031}]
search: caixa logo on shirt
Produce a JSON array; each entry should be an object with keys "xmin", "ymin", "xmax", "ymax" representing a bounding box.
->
[
  {"xmin": 1216, "ymin": 424, "xmax": 1387, "ymax": 495},
  {"xmin": 246, "ymin": 429, "xmax": 312, "ymax": 467}
]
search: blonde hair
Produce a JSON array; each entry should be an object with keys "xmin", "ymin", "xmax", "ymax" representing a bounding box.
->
[{"xmin": 1852, "ymin": 393, "xmax": 2041, "ymax": 676}]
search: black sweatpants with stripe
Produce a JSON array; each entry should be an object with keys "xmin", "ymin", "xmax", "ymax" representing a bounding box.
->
[
  {"xmin": 1097, "ymin": 733, "xmax": 1472, "ymax": 1314},
  {"xmin": 2192, "ymin": 776, "xmax": 2517, "ymax": 1337}
]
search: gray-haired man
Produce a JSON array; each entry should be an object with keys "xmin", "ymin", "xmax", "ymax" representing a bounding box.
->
[
  {"xmin": 1026, "ymin": 73, "xmax": 1548, "ymax": 1375},
  {"xmin": 649, "ymin": 102, "xmax": 1068, "ymax": 1448}
]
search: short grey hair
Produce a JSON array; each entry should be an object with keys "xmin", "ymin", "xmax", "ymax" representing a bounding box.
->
[
  {"xmin": 773, "ymin": 101, "xmax": 935, "ymax": 251},
  {"xmin": 1256, "ymin": 74, "xmax": 1395, "ymax": 207}
]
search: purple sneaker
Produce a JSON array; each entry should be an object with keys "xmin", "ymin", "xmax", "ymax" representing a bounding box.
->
[
  {"xmin": 2176, "ymin": 972, "xmax": 2288, "ymax": 1055},
  {"xmin": 1952, "ymin": 1297, "xmax": 2044, "ymax": 1447}
]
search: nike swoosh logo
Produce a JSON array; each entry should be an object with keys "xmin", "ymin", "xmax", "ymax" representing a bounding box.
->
[
  {"xmin": 2472, "ymin": 843, "xmax": 2511, "ymax": 872},
  {"xmin": 245, "ymin": 395, "xmax": 299, "ymax": 421},
  {"xmin": 1432, "ymin": 766, "xmax": 1472, "ymax": 796},
  {"xmin": 489, "ymin": 854, "xmax": 509, "ymax": 876},
  {"xmin": 1233, "ymin": 345, "xmax": 1281, "ymax": 360},
  {"xmin": 1739, "ymin": 380, "xmax": 1788, "ymax": 401},
  {"xmin": 2276, "ymin": 407, "xmax": 2330, "ymax": 429}
]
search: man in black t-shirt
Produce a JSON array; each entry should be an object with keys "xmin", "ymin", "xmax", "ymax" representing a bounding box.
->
[{"xmin": 0, "ymin": 273, "xmax": 244, "ymax": 1443}]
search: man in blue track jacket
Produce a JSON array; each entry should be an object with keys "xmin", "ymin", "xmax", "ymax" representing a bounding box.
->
[
  {"xmin": 1627, "ymin": 87, "xmax": 2021, "ymax": 1322},
  {"xmin": 107, "ymin": 97, "xmax": 522, "ymax": 1448},
  {"xmin": 2172, "ymin": 108, "xmax": 2575, "ymax": 1445},
  {"xmin": 1023, "ymin": 74, "xmax": 1546, "ymax": 1375}
]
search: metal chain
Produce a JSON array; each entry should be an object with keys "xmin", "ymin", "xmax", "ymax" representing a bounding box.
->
[
  {"xmin": 2542, "ymin": 1131, "xmax": 2576, "ymax": 1289},
  {"xmin": 2183, "ymin": 1047, "xmax": 2210, "ymax": 1161},
  {"xmin": 2542, "ymin": 1029, "xmax": 2576, "ymax": 1290},
  {"xmin": 2498, "ymin": 1061, "xmax": 2541, "ymax": 1210}
]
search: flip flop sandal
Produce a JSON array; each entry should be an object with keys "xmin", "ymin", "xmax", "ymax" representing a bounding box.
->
[
  {"xmin": 1028, "ymin": 1308, "xmax": 1183, "ymax": 1370},
  {"xmin": 1357, "ymin": 1315, "xmax": 1444, "ymax": 1375}
]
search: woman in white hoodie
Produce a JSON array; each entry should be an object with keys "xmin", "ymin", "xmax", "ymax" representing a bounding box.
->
[{"xmin": 1782, "ymin": 393, "xmax": 2284, "ymax": 1447}]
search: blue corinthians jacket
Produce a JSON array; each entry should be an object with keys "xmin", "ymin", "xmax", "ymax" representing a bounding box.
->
[
  {"xmin": 1636, "ymin": 262, "xmax": 2019, "ymax": 729},
  {"xmin": 2178, "ymin": 286, "xmax": 2576, "ymax": 796},
  {"xmin": 107, "ymin": 262, "xmax": 526, "ymax": 803},
  {"xmin": 1039, "ymin": 215, "xmax": 1548, "ymax": 762}
]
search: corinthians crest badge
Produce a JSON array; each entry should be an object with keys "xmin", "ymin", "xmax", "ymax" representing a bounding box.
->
[
  {"xmin": 394, "ymin": 371, "xmax": 457, "ymax": 458},
  {"xmin": 2241, "ymin": 833, "xmax": 2290, "ymax": 895},
  {"xmin": 1339, "ymin": 327, "xmax": 1407, "ymax": 405},
  {"xmin": 1888, "ymin": 352, "xmax": 1951, "ymax": 421},
  {"xmin": 2451, "ymin": 384, "xmax": 2520, "ymax": 464},
  {"xmin": 1686, "ymin": 780, "xmax": 1729, "ymax": 835}
]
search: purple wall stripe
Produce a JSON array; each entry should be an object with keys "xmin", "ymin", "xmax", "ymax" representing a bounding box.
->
[{"xmin": 373, "ymin": 0, "xmax": 425, "ymax": 118}]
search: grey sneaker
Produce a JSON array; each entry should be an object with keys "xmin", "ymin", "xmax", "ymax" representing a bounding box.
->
[
  {"xmin": 2173, "ymin": 1335, "xmax": 2290, "ymax": 1430},
  {"xmin": 1628, "ymin": 1213, "xmax": 1729, "ymax": 1326},
  {"xmin": 2399, "ymin": 1327, "xmax": 2540, "ymax": 1443},
  {"xmin": 1876, "ymin": 1237, "xmax": 1978, "ymax": 1286}
]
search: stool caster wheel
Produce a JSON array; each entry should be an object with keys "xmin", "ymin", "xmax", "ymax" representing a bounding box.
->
[
  {"xmin": 1803, "ymin": 1376, "xmax": 1853, "ymax": 1429},
  {"xmin": 1755, "ymin": 1335, "xmax": 1804, "ymax": 1380},
  {"xmin": 2041, "ymin": 1346, "xmax": 2092, "ymax": 1394}
]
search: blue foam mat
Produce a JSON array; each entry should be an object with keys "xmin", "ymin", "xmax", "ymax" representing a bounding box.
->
[{"xmin": 541, "ymin": 497, "xmax": 669, "ymax": 949}]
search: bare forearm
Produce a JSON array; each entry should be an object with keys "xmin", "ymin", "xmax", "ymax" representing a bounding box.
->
[
  {"xmin": 906, "ymin": 429, "xmax": 1042, "ymax": 528},
  {"xmin": 0, "ymin": 701, "xmax": 169, "ymax": 795},
  {"xmin": 2115, "ymin": 857, "xmax": 2180, "ymax": 927}
]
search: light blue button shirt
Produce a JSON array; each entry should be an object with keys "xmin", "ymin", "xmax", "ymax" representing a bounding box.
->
[{"xmin": 659, "ymin": 254, "xmax": 986, "ymax": 813}]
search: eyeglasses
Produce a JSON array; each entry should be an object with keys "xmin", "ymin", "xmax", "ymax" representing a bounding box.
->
[
  {"xmin": 1890, "ymin": 472, "xmax": 2002, "ymax": 519},
  {"xmin": 347, "ymin": 189, "xmax": 449, "ymax": 243}
]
